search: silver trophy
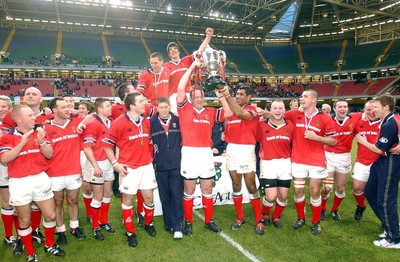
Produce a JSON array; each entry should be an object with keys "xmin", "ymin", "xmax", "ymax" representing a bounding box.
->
[{"xmin": 201, "ymin": 45, "xmax": 226, "ymax": 90}]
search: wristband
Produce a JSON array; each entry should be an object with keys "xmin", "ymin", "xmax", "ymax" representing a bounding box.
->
[
  {"xmin": 112, "ymin": 161, "xmax": 119, "ymax": 167},
  {"xmin": 111, "ymin": 160, "xmax": 118, "ymax": 165}
]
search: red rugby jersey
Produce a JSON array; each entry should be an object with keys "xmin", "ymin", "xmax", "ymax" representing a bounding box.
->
[
  {"xmin": 224, "ymin": 104, "xmax": 259, "ymax": 145},
  {"xmin": 285, "ymin": 109, "xmax": 336, "ymax": 168},
  {"xmin": 0, "ymin": 129, "xmax": 51, "ymax": 178},
  {"xmin": 83, "ymin": 115, "xmax": 110, "ymax": 161},
  {"xmin": 257, "ymin": 119, "xmax": 294, "ymax": 160},
  {"xmin": 164, "ymin": 55, "xmax": 193, "ymax": 95},
  {"xmin": 103, "ymin": 113, "xmax": 152, "ymax": 169},
  {"xmin": 177, "ymin": 97, "xmax": 224, "ymax": 147},
  {"xmin": 45, "ymin": 117, "xmax": 82, "ymax": 177},
  {"xmin": 137, "ymin": 67, "xmax": 170, "ymax": 106},
  {"xmin": 325, "ymin": 113, "xmax": 361, "ymax": 153},
  {"xmin": 354, "ymin": 119, "xmax": 381, "ymax": 165}
]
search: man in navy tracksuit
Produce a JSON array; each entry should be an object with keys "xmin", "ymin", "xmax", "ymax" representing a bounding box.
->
[
  {"xmin": 150, "ymin": 96, "xmax": 184, "ymax": 239},
  {"xmin": 356, "ymin": 94, "xmax": 400, "ymax": 248}
]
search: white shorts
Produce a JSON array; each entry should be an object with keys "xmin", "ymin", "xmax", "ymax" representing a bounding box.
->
[
  {"xmin": 50, "ymin": 174, "xmax": 82, "ymax": 192},
  {"xmin": 80, "ymin": 151, "xmax": 87, "ymax": 168},
  {"xmin": 119, "ymin": 163, "xmax": 157, "ymax": 195},
  {"xmin": 181, "ymin": 146, "xmax": 216, "ymax": 180},
  {"xmin": 0, "ymin": 164, "xmax": 9, "ymax": 187},
  {"xmin": 9, "ymin": 172, "xmax": 54, "ymax": 206},
  {"xmin": 325, "ymin": 151, "xmax": 351, "ymax": 174},
  {"xmin": 292, "ymin": 163, "xmax": 328, "ymax": 179},
  {"xmin": 352, "ymin": 162, "xmax": 372, "ymax": 183},
  {"xmin": 82, "ymin": 159, "xmax": 94, "ymax": 183},
  {"xmin": 260, "ymin": 158, "xmax": 292, "ymax": 180},
  {"xmin": 90, "ymin": 160, "xmax": 114, "ymax": 184},
  {"xmin": 226, "ymin": 143, "xmax": 256, "ymax": 173}
]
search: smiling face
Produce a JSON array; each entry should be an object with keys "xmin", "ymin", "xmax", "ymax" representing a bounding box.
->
[
  {"xmin": 168, "ymin": 45, "xmax": 180, "ymax": 61},
  {"xmin": 364, "ymin": 101, "xmax": 377, "ymax": 121},
  {"xmin": 23, "ymin": 87, "xmax": 42, "ymax": 108},
  {"xmin": 157, "ymin": 101, "xmax": 171, "ymax": 119},
  {"xmin": 150, "ymin": 56, "xmax": 163, "ymax": 73},
  {"xmin": 190, "ymin": 89, "xmax": 205, "ymax": 110},
  {"xmin": 300, "ymin": 90, "xmax": 317, "ymax": 110},
  {"xmin": 0, "ymin": 99, "xmax": 11, "ymax": 120},
  {"xmin": 235, "ymin": 89, "xmax": 251, "ymax": 107},
  {"xmin": 270, "ymin": 101, "xmax": 285, "ymax": 122},
  {"xmin": 334, "ymin": 101, "xmax": 348, "ymax": 120}
]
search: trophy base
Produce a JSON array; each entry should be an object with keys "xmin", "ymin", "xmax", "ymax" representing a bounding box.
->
[{"xmin": 206, "ymin": 75, "xmax": 225, "ymax": 91}]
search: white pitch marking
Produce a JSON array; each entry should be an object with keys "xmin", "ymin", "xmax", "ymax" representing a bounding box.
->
[{"xmin": 193, "ymin": 210, "xmax": 261, "ymax": 262}]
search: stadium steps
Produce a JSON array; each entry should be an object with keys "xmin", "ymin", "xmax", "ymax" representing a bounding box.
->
[
  {"xmin": 56, "ymin": 32, "xmax": 62, "ymax": 54},
  {"xmin": 0, "ymin": 28, "xmax": 15, "ymax": 62},
  {"xmin": 337, "ymin": 40, "xmax": 347, "ymax": 72},
  {"xmin": 253, "ymin": 45, "xmax": 273, "ymax": 74},
  {"xmin": 374, "ymin": 39, "xmax": 395, "ymax": 68},
  {"xmin": 380, "ymin": 76, "xmax": 400, "ymax": 95},
  {"xmin": 140, "ymin": 37, "xmax": 152, "ymax": 57},
  {"xmin": 360, "ymin": 81, "xmax": 375, "ymax": 95},
  {"xmin": 296, "ymin": 43, "xmax": 306, "ymax": 74}
]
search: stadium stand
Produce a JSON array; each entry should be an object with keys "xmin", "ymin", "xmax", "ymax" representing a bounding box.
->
[
  {"xmin": 344, "ymin": 39, "xmax": 389, "ymax": 70},
  {"xmin": 380, "ymin": 38, "xmax": 400, "ymax": 67},
  {"xmin": 61, "ymin": 32, "xmax": 103, "ymax": 65},
  {"xmin": 6, "ymin": 29, "xmax": 55, "ymax": 65},
  {"xmin": 301, "ymin": 40, "xmax": 342, "ymax": 73},
  {"xmin": 106, "ymin": 34, "xmax": 149, "ymax": 68},
  {"xmin": 257, "ymin": 45, "xmax": 301, "ymax": 74}
]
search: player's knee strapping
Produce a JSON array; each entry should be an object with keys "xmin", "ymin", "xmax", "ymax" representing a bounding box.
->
[
  {"xmin": 184, "ymin": 192, "xmax": 195, "ymax": 201},
  {"xmin": 249, "ymin": 191, "xmax": 260, "ymax": 200},
  {"xmin": 293, "ymin": 180, "xmax": 306, "ymax": 189}
]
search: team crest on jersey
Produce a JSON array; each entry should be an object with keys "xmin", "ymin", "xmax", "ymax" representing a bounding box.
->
[
  {"xmin": 71, "ymin": 126, "xmax": 76, "ymax": 133},
  {"xmin": 285, "ymin": 129, "xmax": 289, "ymax": 133},
  {"xmin": 349, "ymin": 124, "xmax": 354, "ymax": 129},
  {"xmin": 127, "ymin": 128, "xmax": 132, "ymax": 132},
  {"xmin": 205, "ymin": 114, "xmax": 209, "ymax": 120},
  {"xmin": 172, "ymin": 123, "xmax": 177, "ymax": 128},
  {"xmin": 51, "ymin": 131, "xmax": 57, "ymax": 135},
  {"xmin": 265, "ymin": 130, "xmax": 270, "ymax": 133},
  {"xmin": 316, "ymin": 120, "xmax": 321, "ymax": 126}
]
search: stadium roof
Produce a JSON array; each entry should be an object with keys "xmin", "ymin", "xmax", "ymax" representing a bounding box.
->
[{"xmin": 0, "ymin": 0, "xmax": 399, "ymax": 44}]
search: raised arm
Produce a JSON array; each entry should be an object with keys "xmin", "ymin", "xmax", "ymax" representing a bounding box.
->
[
  {"xmin": 218, "ymin": 85, "xmax": 252, "ymax": 120},
  {"xmin": 197, "ymin": 28, "xmax": 214, "ymax": 54},
  {"xmin": 177, "ymin": 59, "xmax": 201, "ymax": 103}
]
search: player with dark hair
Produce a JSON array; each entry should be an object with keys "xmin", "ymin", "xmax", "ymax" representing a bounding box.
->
[
  {"xmin": 217, "ymin": 85, "xmax": 264, "ymax": 235},
  {"xmin": 103, "ymin": 92, "xmax": 157, "ymax": 248},
  {"xmin": 320, "ymin": 99, "xmax": 361, "ymax": 221},
  {"xmin": 83, "ymin": 98, "xmax": 115, "ymax": 240},
  {"xmin": 165, "ymin": 27, "xmax": 214, "ymax": 114},
  {"xmin": 351, "ymin": 100, "xmax": 381, "ymax": 221},
  {"xmin": 137, "ymin": 52, "xmax": 170, "ymax": 106},
  {"xmin": 356, "ymin": 94, "xmax": 400, "ymax": 248},
  {"xmin": 0, "ymin": 105, "xmax": 65, "ymax": 261},
  {"xmin": 46, "ymin": 97, "xmax": 86, "ymax": 245}
]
